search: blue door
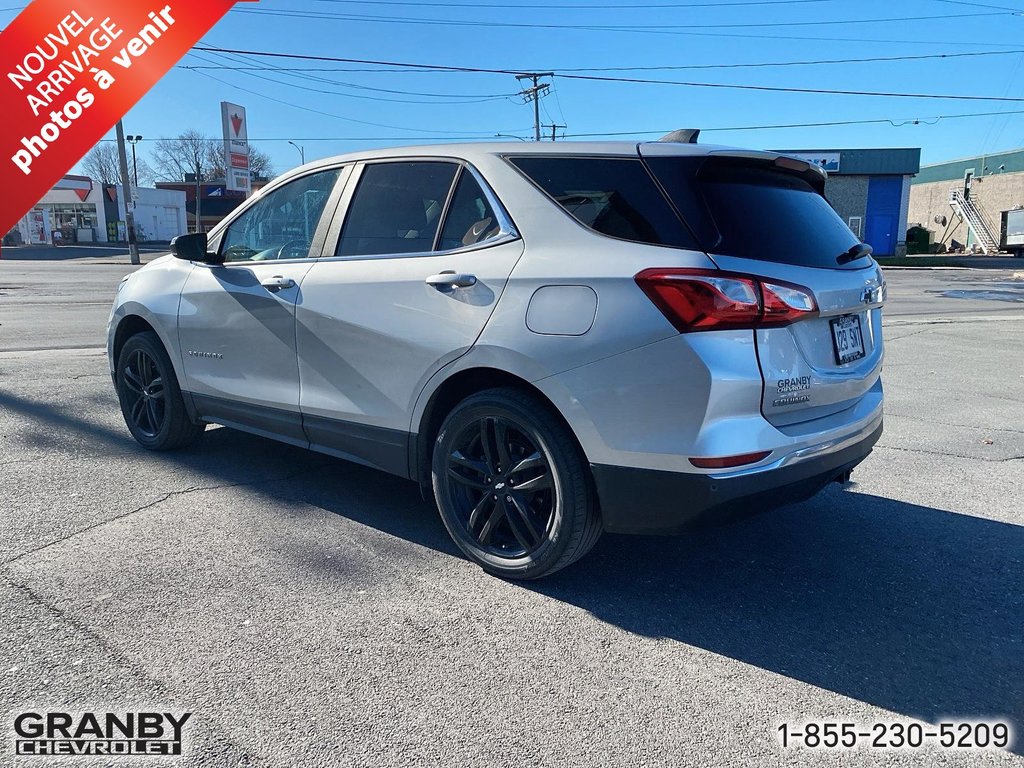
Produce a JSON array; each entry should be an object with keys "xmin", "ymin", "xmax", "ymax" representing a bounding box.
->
[{"xmin": 864, "ymin": 177, "xmax": 902, "ymax": 256}]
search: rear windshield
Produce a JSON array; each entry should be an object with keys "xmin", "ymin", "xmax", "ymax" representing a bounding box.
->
[
  {"xmin": 646, "ymin": 156, "xmax": 864, "ymax": 268},
  {"xmin": 508, "ymin": 156, "xmax": 699, "ymax": 250}
]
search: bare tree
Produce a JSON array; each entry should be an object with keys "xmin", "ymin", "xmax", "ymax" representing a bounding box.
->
[
  {"xmin": 152, "ymin": 130, "xmax": 216, "ymax": 182},
  {"xmin": 205, "ymin": 141, "xmax": 274, "ymax": 181},
  {"xmin": 247, "ymin": 146, "xmax": 274, "ymax": 179},
  {"xmin": 132, "ymin": 157, "xmax": 156, "ymax": 187},
  {"xmin": 80, "ymin": 142, "xmax": 121, "ymax": 185},
  {"xmin": 152, "ymin": 130, "xmax": 274, "ymax": 183}
]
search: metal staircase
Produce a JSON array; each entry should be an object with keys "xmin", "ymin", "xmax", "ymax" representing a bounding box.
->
[{"xmin": 949, "ymin": 188, "xmax": 999, "ymax": 253}]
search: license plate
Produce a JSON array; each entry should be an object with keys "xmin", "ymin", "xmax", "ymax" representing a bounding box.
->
[{"xmin": 830, "ymin": 314, "xmax": 865, "ymax": 365}]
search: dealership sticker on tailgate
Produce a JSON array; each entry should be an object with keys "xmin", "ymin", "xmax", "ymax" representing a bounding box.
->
[{"xmin": 830, "ymin": 314, "xmax": 866, "ymax": 365}]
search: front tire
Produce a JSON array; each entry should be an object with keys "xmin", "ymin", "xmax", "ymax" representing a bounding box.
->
[
  {"xmin": 432, "ymin": 388, "xmax": 601, "ymax": 579},
  {"xmin": 116, "ymin": 331, "xmax": 204, "ymax": 450}
]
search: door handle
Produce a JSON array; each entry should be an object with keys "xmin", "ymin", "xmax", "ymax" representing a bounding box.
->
[
  {"xmin": 425, "ymin": 271, "xmax": 477, "ymax": 291},
  {"xmin": 261, "ymin": 276, "xmax": 296, "ymax": 293}
]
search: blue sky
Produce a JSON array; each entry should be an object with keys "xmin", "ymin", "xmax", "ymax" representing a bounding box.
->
[{"xmin": 4, "ymin": 0, "xmax": 1024, "ymax": 178}]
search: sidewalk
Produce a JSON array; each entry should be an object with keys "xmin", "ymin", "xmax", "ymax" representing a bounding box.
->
[
  {"xmin": 876, "ymin": 255, "xmax": 1024, "ymax": 269},
  {"xmin": 1, "ymin": 243, "xmax": 169, "ymax": 263}
]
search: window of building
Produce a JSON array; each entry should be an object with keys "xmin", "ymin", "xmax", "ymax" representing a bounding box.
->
[{"xmin": 848, "ymin": 216, "xmax": 863, "ymax": 238}]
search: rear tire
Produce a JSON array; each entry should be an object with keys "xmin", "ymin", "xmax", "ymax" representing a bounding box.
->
[
  {"xmin": 116, "ymin": 331, "xmax": 204, "ymax": 451},
  {"xmin": 432, "ymin": 387, "xmax": 602, "ymax": 579}
]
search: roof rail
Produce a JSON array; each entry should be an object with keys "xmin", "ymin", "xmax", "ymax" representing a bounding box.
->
[{"xmin": 657, "ymin": 129, "xmax": 700, "ymax": 144}]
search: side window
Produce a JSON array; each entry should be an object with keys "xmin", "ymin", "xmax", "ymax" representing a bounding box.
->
[
  {"xmin": 220, "ymin": 168, "xmax": 341, "ymax": 262},
  {"xmin": 508, "ymin": 156, "xmax": 698, "ymax": 249},
  {"xmin": 337, "ymin": 161, "xmax": 458, "ymax": 257},
  {"xmin": 437, "ymin": 170, "xmax": 503, "ymax": 250}
]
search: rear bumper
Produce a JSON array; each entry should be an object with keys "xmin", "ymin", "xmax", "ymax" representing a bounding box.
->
[{"xmin": 592, "ymin": 419, "xmax": 882, "ymax": 535}]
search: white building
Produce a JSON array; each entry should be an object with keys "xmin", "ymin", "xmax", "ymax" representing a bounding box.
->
[{"xmin": 114, "ymin": 185, "xmax": 187, "ymax": 242}]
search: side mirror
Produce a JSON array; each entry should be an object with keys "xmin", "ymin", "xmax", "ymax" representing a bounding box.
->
[{"xmin": 171, "ymin": 232, "xmax": 222, "ymax": 264}]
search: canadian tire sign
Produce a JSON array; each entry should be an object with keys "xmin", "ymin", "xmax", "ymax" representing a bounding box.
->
[{"xmin": 221, "ymin": 100, "xmax": 249, "ymax": 193}]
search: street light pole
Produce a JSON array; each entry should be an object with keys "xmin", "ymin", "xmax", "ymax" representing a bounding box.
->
[
  {"xmin": 287, "ymin": 141, "xmax": 305, "ymax": 165},
  {"xmin": 115, "ymin": 121, "xmax": 140, "ymax": 265},
  {"xmin": 126, "ymin": 134, "xmax": 142, "ymax": 187}
]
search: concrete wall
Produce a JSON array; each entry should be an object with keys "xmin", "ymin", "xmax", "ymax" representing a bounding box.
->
[
  {"xmin": 909, "ymin": 172, "xmax": 1024, "ymax": 249},
  {"xmin": 825, "ymin": 175, "xmax": 870, "ymax": 233}
]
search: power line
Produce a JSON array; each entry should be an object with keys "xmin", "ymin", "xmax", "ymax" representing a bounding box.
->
[
  {"xmin": 555, "ymin": 49, "xmax": 1024, "ymax": 72},
  {"xmin": 303, "ymin": 0, "xmax": 839, "ymax": 7},
  {"xmin": 177, "ymin": 49, "xmax": 1024, "ymax": 74},
  {"xmin": 181, "ymin": 52, "xmax": 517, "ymax": 104},
  {"xmin": 187, "ymin": 65, "xmax": 529, "ymax": 135},
  {"xmin": 562, "ymin": 112, "xmax": 1024, "ymax": 136},
  {"xmin": 99, "ymin": 108, "xmax": 1024, "ymax": 143},
  {"xmin": 192, "ymin": 45, "xmax": 1024, "ymax": 102},
  {"xmin": 932, "ymin": 0, "xmax": 1024, "ymax": 10},
  {"xmin": 233, "ymin": 7, "xmax": 1015, "ymax": 33}
]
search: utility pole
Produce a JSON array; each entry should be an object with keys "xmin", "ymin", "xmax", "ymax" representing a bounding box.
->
[
  {"xmin": 516, "ymin": 73, "xmax": 552, "ymax": 142},
  {"xmin": 543, "ymin": 123, "xmax": 566, "ymax": 142},
  {"xmin": 115, "ymin": 120, "xmax": 140, "ymax": 265},
  {"xmin": 194, "ymin": 172, "xmax": 203, "ymax": 234}
]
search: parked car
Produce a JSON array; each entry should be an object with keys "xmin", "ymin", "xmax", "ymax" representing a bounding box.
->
[{"xmin": 108, "ymin": 137, "xmax": 885, "ymax": 579}]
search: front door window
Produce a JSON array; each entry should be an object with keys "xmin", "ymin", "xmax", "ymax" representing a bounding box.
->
[{"xmin": 220, "ymin": 168, "xmax": 341, "ymax": 262}]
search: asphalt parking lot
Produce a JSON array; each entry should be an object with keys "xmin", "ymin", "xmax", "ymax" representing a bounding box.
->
[{"xmin": 1, "ymin": 249, "xmax": 1022, "ymax": 767}]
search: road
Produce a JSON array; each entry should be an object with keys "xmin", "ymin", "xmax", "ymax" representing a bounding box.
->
[{"xmin": 1, "ymin": 252, "xmax": 1022, "ymax": 767}]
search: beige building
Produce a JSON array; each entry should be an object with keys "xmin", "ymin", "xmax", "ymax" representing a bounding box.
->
[{"xmin": 908, "ymin": 148, "xmax": 1024, "ymax": 253}]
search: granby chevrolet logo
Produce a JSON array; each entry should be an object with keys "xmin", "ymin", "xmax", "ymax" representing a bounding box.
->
[
  {"xmin": 12, "ymin": 711, "xmax": 192, "ymax": 757},
  {"xmin": 230, "ymin": 111, "xmax": 243, "ymax": 137}
]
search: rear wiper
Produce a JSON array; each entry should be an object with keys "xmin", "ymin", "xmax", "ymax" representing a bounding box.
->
[{"xmin": 837, "ymin": 242, "xmax": 872, "ymax": 265}]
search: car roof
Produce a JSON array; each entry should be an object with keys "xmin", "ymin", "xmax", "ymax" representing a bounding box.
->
[
  {"xmin": 293, "ymin": 140, "xmax": 776, "ymax": 171},
  {"xmin": 265, "ymin": 140, "xmax": 812, "ymax": 192}
]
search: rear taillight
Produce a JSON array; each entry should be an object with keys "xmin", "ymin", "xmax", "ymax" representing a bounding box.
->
[{"xmin": 634, "ymin": 268, "xmax": 817, "ymax": 332}]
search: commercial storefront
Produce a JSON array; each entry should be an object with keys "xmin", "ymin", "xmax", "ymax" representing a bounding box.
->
[{"xmin": 10, "ymin": 175, "xmax": 106, "ymax": 245}]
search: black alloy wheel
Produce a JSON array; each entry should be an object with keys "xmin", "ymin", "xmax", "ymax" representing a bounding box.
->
[
  {"xmin": 121, "ymin": 347, "xmax": 166, "ymax": 438},
  {"xmin": 116, "ymin": 331, "xmax": 205, "ymax": 451},
  {"xmin": 432, "ymin": 388, "xmax": 602, "ymax": 579},
  {"xmin": 446, "ymin": 415, "xmax": 555, "ymax": 558}
]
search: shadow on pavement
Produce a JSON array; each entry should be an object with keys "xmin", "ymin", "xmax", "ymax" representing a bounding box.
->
[
  {"xmin": 3, "ymin": 386, "xmax": 1021, "ymax": 748},
  {"xmin": 530, "ymin": 489, "xmax": 1023, "ymax": 745}
]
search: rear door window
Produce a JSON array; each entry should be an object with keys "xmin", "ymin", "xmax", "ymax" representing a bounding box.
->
[
  {"xmin": 508, "ymin": 156, "xmax": 699, "ymax": 249},
  {"xmin": 437, "ymin": 170, "xmax": 502, "ymax": 251},
  {"xmin": 337, "ymin": 161, "xmax": 458, "ymax": 257},
  {"xmin": 645, "ymin": 156, "xmax": 865, "ymax": 268}
]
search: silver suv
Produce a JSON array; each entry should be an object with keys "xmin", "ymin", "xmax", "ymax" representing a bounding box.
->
[{"xmin": 108, "ymin": 138, "xmax": 885, "ymax": 579}]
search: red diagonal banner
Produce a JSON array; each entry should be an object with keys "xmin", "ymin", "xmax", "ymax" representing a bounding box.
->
[{"xmin": 0, "ymin": 0, "xmax": 256, "ymax": 241}]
